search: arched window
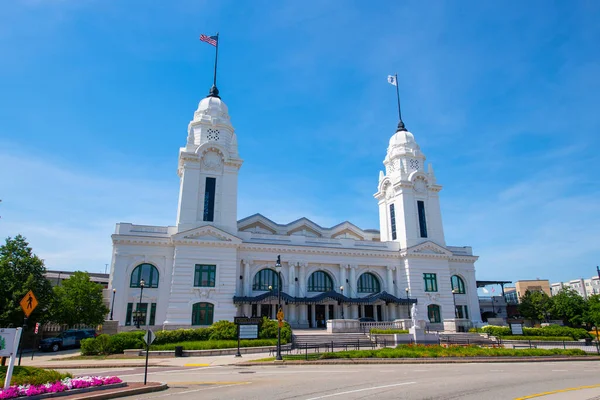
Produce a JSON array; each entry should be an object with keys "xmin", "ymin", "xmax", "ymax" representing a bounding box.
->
[
  {"xmin": 192, "ymin": 302, "xmax": 214, "ymax": 325},
  {"xmin": 307, "ymin": 271, "xmax": 333, "ymax": 292},
  {"xmin": 451, "ymin": 275, "xmax": 466, "ymax": 294},
  {"xmin": 130, "ymin": 263, "xmax": 159, "ymax": 288},
  {"xmin": 428, "ymin": 304, "xmax": 441, "ymax": 323},
  {"xmin": 357, "ymin": 273, "xmax": 381, "ymax": 293},
  {"xmin": 252, "ymin": 268, "xmax": 280, "ymax": 291}
]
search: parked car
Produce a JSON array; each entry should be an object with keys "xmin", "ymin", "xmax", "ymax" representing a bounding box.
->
[{"xmin": 39, "ymin": 329, "xmax": 97, "ymax": 352}]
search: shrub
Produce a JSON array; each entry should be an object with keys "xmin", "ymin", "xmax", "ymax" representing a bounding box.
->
[
  {"xmin": 154, "ymin": 327, "xmax": 211, "ymax": 345},
  {"xmin": 480, "ymin": 326, "xmax": 511, "ymax": 337},
  {"xmin": 108, "ymin": 331, "xmax": 145, "ymax": 353},
  {"xmin": 150, "ymin": 339, "xmax": 278, "ymax": 351},
  {"xmin": 370, "ymin": 329, "xmax": 409, "ymax": 334},
  {"xmin": 0, "ymin": 366, "xmax": 72, "ymax": 386},
  {"xmin": 258, "ymin": 317, "xmax": 292, "ymax": 343},
  {"xmin": 80, "ymin": 338, "xmax": 100, "ymax": 356},
  {"xmin": 478, "ymin": 325, "xmax": 590, "ymax": 340},
  {"xmin": 208, "ymin": 320, "xmax": 237, "ymax": 341}
]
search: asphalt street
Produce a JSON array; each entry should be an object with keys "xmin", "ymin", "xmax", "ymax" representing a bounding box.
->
[{"xmin": 62, "ymin": 361, "xmax": 600, "ymax": 400}]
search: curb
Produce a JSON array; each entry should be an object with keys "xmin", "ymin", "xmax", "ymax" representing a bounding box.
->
[
  {"xmin": 31, "ymin": 364, "xmax": 164, "ymax": 369},
  {"xmin": 236, "ymin": 356, "xmax": 600, "ymax": 366},
  {"xmin": 67, "ymin": 382, "xmax": 168, "ymax": 400}
]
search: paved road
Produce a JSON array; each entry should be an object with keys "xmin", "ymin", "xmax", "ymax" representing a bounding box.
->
[{"xmin": 62, "ymin": 361, "xmax": 600, "ymax": 399}]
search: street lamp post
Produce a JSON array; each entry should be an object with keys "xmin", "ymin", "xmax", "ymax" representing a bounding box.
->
[
  {"xmin": 275, "ymin": 255, "xmax": 282, "ymax": 361},
  {"xmin": 109, "ymin": 289, "xmax": 116, "ymax": 320},
  {"xmin": 136, "ymin": 279, "xmax": 145, "ymax": 329},
  {"xmin": 340, "ymin": 286, "xmax": 345, "ymax": 319},
  {"xmin": 405, "ymin": 288, "xmax": 410, "ymax": 318},
  {"xmin": 452, "ymin": 288, "xmax": 459, "ymax": 318}
]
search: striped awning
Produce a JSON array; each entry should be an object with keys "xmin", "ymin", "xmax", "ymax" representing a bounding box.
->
[{"xmin": 233, "ymin": 290, "xmax": 417, "ymax": 305}]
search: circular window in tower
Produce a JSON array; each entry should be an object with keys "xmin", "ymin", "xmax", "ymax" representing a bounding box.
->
[{"xmin": 206, "ymin": 128, "xmax": 220, "ymax": 141}]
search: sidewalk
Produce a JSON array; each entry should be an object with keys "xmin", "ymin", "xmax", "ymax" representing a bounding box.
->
[{"xmin": 19, "ymin": 348, "xmax": 272, "ymax": 369}]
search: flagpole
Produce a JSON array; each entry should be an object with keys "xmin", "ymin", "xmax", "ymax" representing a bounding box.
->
[
  {"xmin": 394, "ymin": 74, "xmax": 406, "ymax": 131},
  {"xmin": 213, "ymin": 32, "xmax": 219, "ymax": 88},
  {"xmin": 395, "ymin": 73, "xmax": 402, "ymax": 122}
]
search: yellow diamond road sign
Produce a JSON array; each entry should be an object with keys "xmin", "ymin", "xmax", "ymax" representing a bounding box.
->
[{"xmin": 20, "ymin": 290, "xmax": 38, "ymax": 317}]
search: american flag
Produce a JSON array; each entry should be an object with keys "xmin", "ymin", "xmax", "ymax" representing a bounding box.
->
[{"xmin": 200, "ymin": 34, "xmax": 218, "ymax": 47}]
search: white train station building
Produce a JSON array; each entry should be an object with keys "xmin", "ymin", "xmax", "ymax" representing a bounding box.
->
[{"xmin": 108, "ymin": 84, "xmax": 482, "ymax": 332}]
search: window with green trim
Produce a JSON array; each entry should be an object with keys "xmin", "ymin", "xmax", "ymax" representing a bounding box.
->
[
  {"xmin": 192, "ymin": 302, "xmax": 214, "ymax": 325},
  {"xmin": 424, "ymin": 273, "xmax": 438, "ymax": 292},
  {"xmin": 307, "ymin": 271, "xmax": 333, "ymax": 292},
  {"xmin": 130, "ymin": 263, "xmax": 159, "ymax": 288},
  {"xmin": 252, "ymin": 268, "xmax": 280, "ymax": 291},
  {"xmin": 451, "ymin": 275, "xmax": 465, "ymax": 294},
  {"xmin": 149, "ymin": 303, "xmax": 157, "ymax": 325},
  {"xmin": 125, "ymin": 303, "xmax": 133, "ymax": 326},
  {"xmin": 194, "ymin": 264, "xmax": 216, "ymax": 287},
  {"xmin": 357, "ymin": 272, "xmax": 381, "ymax": 293},
  {"xmin": 456, "ymin": 305, "xmax": 469, "ymax": 319},
  {"xmin": 428, "ymin": 304, "xmax": 441, "ymax": 323},
  {"xmin": 135, "ymin": 303, "xmax": 148, "ymax": 326}
]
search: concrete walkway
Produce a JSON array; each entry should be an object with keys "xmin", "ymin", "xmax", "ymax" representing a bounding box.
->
[{"xmin": 20, "ymin": 348, "xmax": 272, "ymax": 369}]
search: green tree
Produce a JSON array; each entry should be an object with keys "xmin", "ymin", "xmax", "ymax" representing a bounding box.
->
[
  {"xmin": 518, "ymin": 290, "xmax": 553, "ymax": 322},
  {"xmin": 50, "ymin": 271, "xmax": 109, "ymax": 327},
  {"xmin": 584, "ymin": 295, "xmax": 600, "ymax": 335},
  {"xmin": 550, "ymin": 287, "xmax": 587, "ymax": 327},
  {"xmin": 0, "ymin": 235, "xmax": 54, "ymax": 327}
]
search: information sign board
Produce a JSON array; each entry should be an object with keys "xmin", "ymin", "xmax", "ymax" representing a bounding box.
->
[
  {"xmin": 234, "ymin": 317, "xmax": 262, "ymax": 325},
  {"xmin": 1, "ymin": 328, "xmax": 23, "ymax": 390},
  {"xmin": 239, "ymin": 325, "xmax": 258, "ymax": 339},
  {"xmin": 510, "ymin": 323, "xmax": 524, "ymax": 335}
]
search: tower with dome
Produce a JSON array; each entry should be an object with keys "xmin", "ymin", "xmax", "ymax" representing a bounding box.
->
[{"xmin": 107, "ymin": 84, "xmax": 482, "ymax": 332}]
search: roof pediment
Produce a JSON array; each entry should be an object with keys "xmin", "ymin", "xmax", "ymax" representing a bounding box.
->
[
  {"xmin": 172, "ymin": 225, "xmax": 242, "ymax": 245},
  {"xmin": 404, "ymin": 241, "xmax": 452, "ymax": 258}
]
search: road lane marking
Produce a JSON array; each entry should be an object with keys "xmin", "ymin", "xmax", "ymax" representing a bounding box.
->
[
  {"xmin": 515, "ymin": 383, "xmax": 600, "ymax": 399},
  {"xmin": 147, "ymin": 382, "xmax": 250, "ymax": 398},
  {"xmin": 184, "ymin": 363, "xmax": 210, "ymax": 367},
  {"xmin": 118, "ymin": 366, "xmax": 219, "ymax": 377},
  {"xmin": 166, "ymin": 381, "xmax": 251, "ymax": 385},
  {"xmin": 304, "ymin": 381, "xmax": 417, "ymax": 400}
]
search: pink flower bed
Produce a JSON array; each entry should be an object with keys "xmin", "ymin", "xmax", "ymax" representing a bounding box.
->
[{"xmin": 0, "ymin": 376, "xmax": 122, "ymax": 399}]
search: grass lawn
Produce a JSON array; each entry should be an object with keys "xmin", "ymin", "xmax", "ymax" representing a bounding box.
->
[
  {"xmin": 0, "ymin": 366, "xmax": 72, "ymax": 386},
  {"xmin": 150, "ymin": 338, "xmax": 280, "ymax": 351},
  {"xmin": 256, "ymin": 345, "xmax": 588, "ymax": 361}
]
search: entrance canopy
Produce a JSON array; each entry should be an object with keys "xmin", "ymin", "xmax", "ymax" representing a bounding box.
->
[{"xmin": 233, "ymin": 290, "xmax": 417, "ymax": 305}]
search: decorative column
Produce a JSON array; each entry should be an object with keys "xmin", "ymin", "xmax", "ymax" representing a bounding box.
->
[
  {"xmin": 243, "ymin": 260, "xmax": 251, "ymax": 296},
  {"xmin": 386, "ymin": 266, "xmax": 395, "ymax": 294},
  {"xmin": 349, "ymin": 265, "xmax": 358, "ymax": 319},
  {"xmin": 339, "ymin": 264, "xmax": 347, "ymax": 292},
  {"xmin": 288, "ymin": 262, "xmax": 296, "ymax": 297},
  {"xmin": 298, "ymin": 262, "xmax": 308, "ymax": 327}
]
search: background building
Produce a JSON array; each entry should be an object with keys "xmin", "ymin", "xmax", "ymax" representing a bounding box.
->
[
  {"xmin": 550, "ymin": 276, "xmax": 600, "ymax": 298},
  {"xmin": 515, "ymin": 279, "xmax": 551, "ymax": 299}
]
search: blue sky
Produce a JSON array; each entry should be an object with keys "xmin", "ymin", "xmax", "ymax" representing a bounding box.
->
[{"xmin": 0, "ymin": 0, "xmax": 599, "ymax": 285}]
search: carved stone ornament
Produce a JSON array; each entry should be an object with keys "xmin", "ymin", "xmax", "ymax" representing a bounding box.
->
[
  {"xmin": 414, "ymin": 178, "xmax": 427, "ymax": 193},
  {"xmin": 202, "ymin": 151, "xmax": 223, "ymax": 171},
  {"xmin": 385, "ymin": 184, "xmax": 394, "ymax": 200},
  {"xmin": 426, "ymin": 293, "xmax": 440, "ymax": 302}
]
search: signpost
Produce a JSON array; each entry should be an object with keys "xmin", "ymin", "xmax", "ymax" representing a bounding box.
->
[
  {"xmin": 234, "ymin": 317, "xmax": 261, "ymax": 357},
  {"xmin": 18, "ymin": 290, "xmax": 39, "ymax": 366},
  {"xmin": 142, "ymin": 329, "xmax": 155, "ymax": 385},
  {"xmin": 509, "ymin": 320, "xmax": 524, "ymax": 335},
  {"xmin": 31, "ymin": 323, "xmax": 41, "ymax": 361},
  {"xmin": 1, "ymin": 328, "xmax": 23, "ymax": 390}
]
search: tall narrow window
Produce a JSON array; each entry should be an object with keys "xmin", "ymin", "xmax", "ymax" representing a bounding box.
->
[
  {"xmin": 389, "ymin": 204, "xmax": 397, "ymax": 240},
  {"xmin": 203, "ymin": 177, "xmax": 216, "ymax": 221},
  {"xmin": 125, "ymin": 303, "xmax": 133, "ymax": 326},
  {"xmin": 149, "ymin": 303, "xmax": 157, "ymax": 326},
  {"xmin": 194, "ymin": 265, "xmax": 216, "ymax": 287},
  {"xmin": 417, "ymin": 200, "xmax": 428, "ymax": 238},
  {"xmin": 428, "ymin": 304, "xmax": 441, "ymax": 323},
  {"xmin": 424, "ymin": 273, "xmax": 438, "ymax": 292},
  {"xmin": 192, "ymin": 302, "xmax": 214, "ymax": 325}
]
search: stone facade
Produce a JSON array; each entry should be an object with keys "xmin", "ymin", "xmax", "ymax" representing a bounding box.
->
[{"xmin": 108, "ymin": 90, "xmax": 482, "ymax": 331}]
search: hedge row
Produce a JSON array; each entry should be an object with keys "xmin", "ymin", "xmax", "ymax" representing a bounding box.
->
[
  {"xmin": 81, "ymin": 317, "xmax": 291, "ymax": 355},
  {"xmin": 477, "ymin": 325, "xmax": 591, "ymax": 340}
]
